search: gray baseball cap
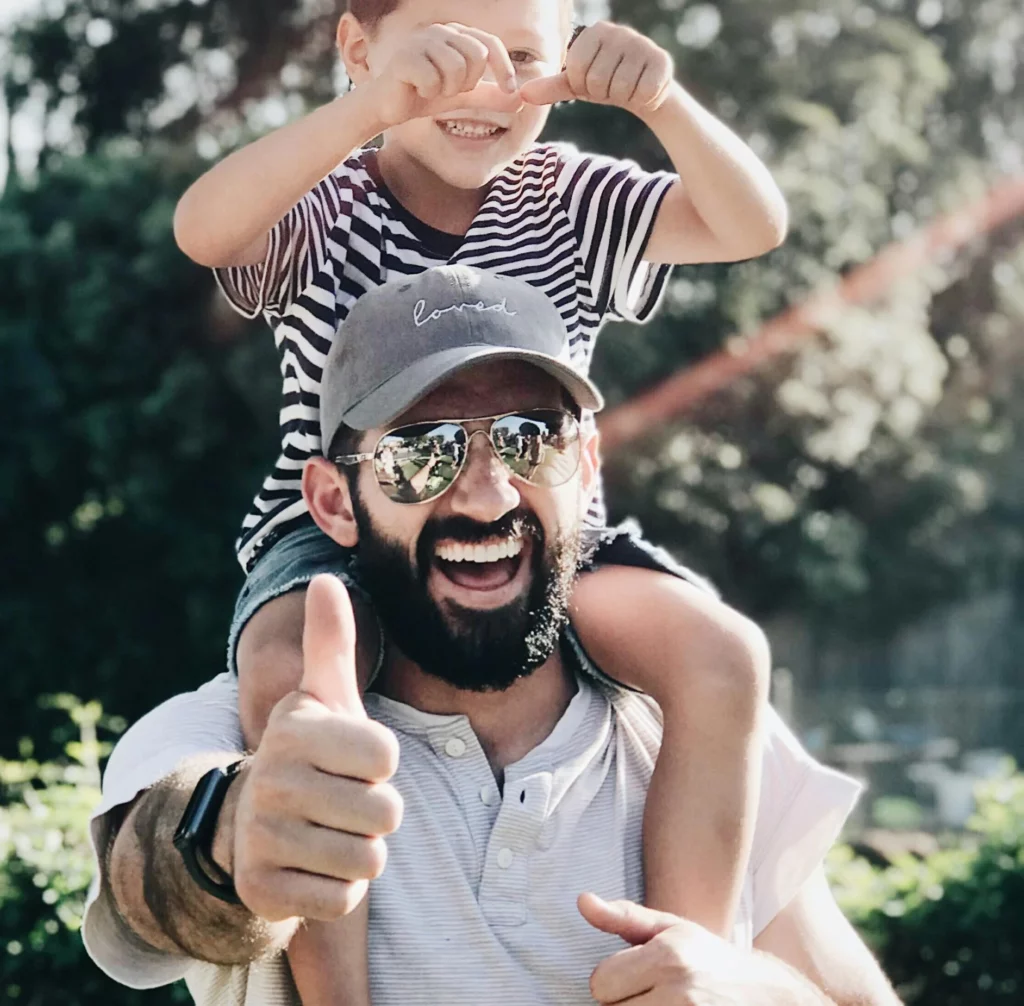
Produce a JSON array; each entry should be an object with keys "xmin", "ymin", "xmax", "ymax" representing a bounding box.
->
[{"xmin": 319, "ymin": 266, "xmax": 604, "ymax": 446}]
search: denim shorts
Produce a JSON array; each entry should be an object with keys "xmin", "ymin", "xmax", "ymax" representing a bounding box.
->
[{"xmin": 226, "ymin": 516, "xmax": 715, "ymax": 677}]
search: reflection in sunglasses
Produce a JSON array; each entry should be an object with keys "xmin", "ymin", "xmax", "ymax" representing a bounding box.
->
[{"xmin": 367, "ymin": 411, "xmax": 581, "ymax": 505}]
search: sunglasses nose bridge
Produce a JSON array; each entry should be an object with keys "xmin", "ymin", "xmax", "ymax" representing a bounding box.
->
[
  {"xmin": 461, "ymin": 427, "xmax": 504, "ymax": 469},
  {"xmin": 464, "ymin": 427, "xmax": 495, "ymax": 449}
]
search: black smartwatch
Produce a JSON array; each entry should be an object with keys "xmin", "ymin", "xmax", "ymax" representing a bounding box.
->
[{"xmin": 173, "ymin": 760, "xmax": 245, "ymax": 905}]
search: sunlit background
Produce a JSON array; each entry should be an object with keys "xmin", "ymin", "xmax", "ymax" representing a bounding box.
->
[{"xmin": 1, "ymin": 0, "xmax": 1023, "ymax": 1002}]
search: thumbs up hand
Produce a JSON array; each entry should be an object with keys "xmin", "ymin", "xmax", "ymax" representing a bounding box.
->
[
  {"xmin": 232, "ymin": 576, "xmax": 403, "ymax": 923},
  {"xmin": 580, "ymin": 893, "xmax": 779, "ymax": 1005}
]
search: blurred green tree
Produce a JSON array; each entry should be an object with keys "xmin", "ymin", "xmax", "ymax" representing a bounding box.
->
[
  {"xmin": 2, "ymin": 0, "xmax": 1022, "ymax": 726},
  {"xmin": 0, "ymin": 149, "xmax": 279, "ymax": 750}
]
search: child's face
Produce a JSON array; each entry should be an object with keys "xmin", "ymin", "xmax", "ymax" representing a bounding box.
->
[{"xmin": 355, "ymin": 0, "xmax": 571, "ymax": 190}]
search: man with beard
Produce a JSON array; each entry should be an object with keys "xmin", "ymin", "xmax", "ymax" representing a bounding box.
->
[{"xmin": 84, "ymin": 269, "xmax": 900, "ymax": 1006}]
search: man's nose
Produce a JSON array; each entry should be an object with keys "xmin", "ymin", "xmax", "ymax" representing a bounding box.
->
[{"xmin": 446, "ymin": 433, "xmax": 520, "ymax": 523}]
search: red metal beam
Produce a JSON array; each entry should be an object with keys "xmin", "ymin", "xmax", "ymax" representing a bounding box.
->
[{"xmin": 598, "ymin": 176, "xmax": 1024, "ymax": 453}]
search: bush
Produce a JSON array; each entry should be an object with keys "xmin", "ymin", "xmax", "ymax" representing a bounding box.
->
[
  {"xmin": 830, "ymin": 771, "xmax": 1024, "ymax": 1004},
  {"xmin": 0, "ymin": 697, "xmax": 186, "ymax": 1005}
]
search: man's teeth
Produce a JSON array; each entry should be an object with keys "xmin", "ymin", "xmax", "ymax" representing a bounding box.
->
[
  {"xmin": 436, "ymin": 538, "xmax": 524, "ymax": 563},
  {"xmin": 440, "ymin": 120, "xmax": 503, "ymax": 139}
]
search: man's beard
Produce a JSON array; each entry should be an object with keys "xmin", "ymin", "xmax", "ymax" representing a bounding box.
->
[{"xmin": 349, "ymin": 488, "xmax": 581, "ymax": 693}]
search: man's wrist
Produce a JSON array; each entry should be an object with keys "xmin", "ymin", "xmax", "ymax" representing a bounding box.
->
[
  {"xmin": 210, "ymin": 760, "xmax": 248, "ymax": 878},
  {"xmin": 750, "ymin": 949, "xmax": 836, "ymax": 1006}
]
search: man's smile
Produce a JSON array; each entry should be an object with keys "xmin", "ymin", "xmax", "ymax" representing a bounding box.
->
[{"xmin": 430, "ymin": 533, "xmax": 532, "ymax": 609}]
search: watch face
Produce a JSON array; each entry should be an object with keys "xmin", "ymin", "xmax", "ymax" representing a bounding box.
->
[{"xmin": 177, "ymin": 767, "xmax": 234, "ymax": 843}]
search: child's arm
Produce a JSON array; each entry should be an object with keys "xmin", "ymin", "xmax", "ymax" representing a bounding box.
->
[
  {"xmin": 174, "ymin": 23, "xmax": 521, "ymax": 269},
  {"xmin": 287, "ymin": 908, "xmax": 371, "ymax": 1006},
  {"xmin": 521, "ymin": 21, "xmax": 788, "ymax": 265}
]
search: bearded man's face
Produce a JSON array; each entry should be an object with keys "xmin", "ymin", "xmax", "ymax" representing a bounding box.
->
[
  {"xmin": 342, "ymin": 362, "xmax": 592, "ymax": 691},
  {"xmin": 352, "ymin": 496, "xmax": 581, "ymax": 691}
]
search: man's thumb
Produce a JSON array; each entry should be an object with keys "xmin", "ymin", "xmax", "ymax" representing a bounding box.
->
[
  {"xmin": 300, "ymin": 574, "xmax": 365, "ymax": 717},
  {"xmin": 577, "ymin": 893, "xmax": 678, "ymax": 946}
]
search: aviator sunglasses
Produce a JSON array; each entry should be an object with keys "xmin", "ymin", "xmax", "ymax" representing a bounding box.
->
[{"xmin": 332, "ymin": 409, "xmax": 582, "ymax": 505}]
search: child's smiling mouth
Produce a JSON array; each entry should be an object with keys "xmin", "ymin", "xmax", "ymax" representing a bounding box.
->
[{"xmin": 436, "ymin": 117, "xmax": 510, "ymax": 141}]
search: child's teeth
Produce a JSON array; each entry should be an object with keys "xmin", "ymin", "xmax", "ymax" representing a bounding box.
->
[{"xmin": 442, "ymin": 120, "xmax": 501, "ymax": 139}]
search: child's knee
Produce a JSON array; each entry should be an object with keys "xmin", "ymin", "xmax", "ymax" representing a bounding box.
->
[
  {"xmin": 689, "ymin": 601, "xmax": 772, "ymax": 711},
  {"xmin": 574, "ymin": 567, "xmax": 770, "ymax": 716}
]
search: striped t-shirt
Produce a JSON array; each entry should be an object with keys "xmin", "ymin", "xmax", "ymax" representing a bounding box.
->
[{"xmin": 217, "ymin": 144, "xmax": 677, "ymax": 572}]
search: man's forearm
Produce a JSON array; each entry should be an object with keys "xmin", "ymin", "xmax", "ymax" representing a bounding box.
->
[
  {"xmin": 749, "ymin": 950, "xmax": 841, "ymax": 1006},
  {"xmin": 107, "ymin": 754, "xmax": 299, "ymax": 966}
]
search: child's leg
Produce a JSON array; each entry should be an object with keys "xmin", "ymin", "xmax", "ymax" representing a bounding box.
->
[
  {"xmin": 571, "ymin": 566, "xmax": 770, "ymax": 937},
  {"xmin": 236, "ymin": 585, "xmax": 380, "ymax": 1006},
  {"xmin": 285, "ymin": 903, "xmax": 371, "ymax": 1006}
]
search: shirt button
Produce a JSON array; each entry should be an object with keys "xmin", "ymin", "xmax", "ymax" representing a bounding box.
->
[
  {"xmin": 444, "ymin": 737, "xmax": 467, "ymax": 758},
  {"xmin": 497, "ymin": 847, "xmax": 515, "ymax": 869},
  {"xmin": 479, "ymin": 785, "xmax": 498, "ymax": 806}
]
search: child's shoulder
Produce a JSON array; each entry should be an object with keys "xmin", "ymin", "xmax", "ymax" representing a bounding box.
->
[{"xmin": 327, "ymin": 146, "xmax": 379, "ymax": 183}]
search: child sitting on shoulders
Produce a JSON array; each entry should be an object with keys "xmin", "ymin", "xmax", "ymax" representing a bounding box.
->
[{"xmin": 174, "ymin": 1, "xmax": 788, "ymax": 1002}]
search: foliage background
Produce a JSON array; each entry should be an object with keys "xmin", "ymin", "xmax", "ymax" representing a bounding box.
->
[{"xmin": 0, "ymin": 0, "xmax": 1022, "ymax": 1002}]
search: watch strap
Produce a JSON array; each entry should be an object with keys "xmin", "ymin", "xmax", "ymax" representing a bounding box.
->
[{"xmin": 173, "ymin": 760, "xmax": 245, "ymax": 905}]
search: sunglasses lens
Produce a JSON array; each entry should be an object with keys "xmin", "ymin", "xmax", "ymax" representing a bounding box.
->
[
  {"xmin": 492, "ymin": 410, "xmax": 580, "ymax": 488},
  {"xmin": 373, "ymin": 423, "xmax": 466, "ymax": 503}
]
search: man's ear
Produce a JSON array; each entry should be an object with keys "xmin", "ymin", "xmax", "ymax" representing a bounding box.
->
[
  {"xmin": 578, "ymin": 427, "xmax": 600, "ymax": 518},
  {"xmin": 303, "ymin": 457, "xmax": 360, "ymax": 548},
  {"xmin": 337, "ymin": 13, "xmax": 374, "ymax": 86}
]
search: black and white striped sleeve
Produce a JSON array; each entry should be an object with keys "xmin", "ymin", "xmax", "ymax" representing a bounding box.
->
[
  {"xmin": 214, "ymin": 165, "xmax": 358, "ymax": 321},
  {"xmin": 555, "ymin": 149, "xmax": 677, "ymax": 324}
]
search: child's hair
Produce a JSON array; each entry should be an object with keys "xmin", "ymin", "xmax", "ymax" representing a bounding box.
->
[
  {"xmin": 348, "ymin": 0, "xmax": 575, "ymax": 32},
  {"xmin": 347, "ymin": 0, "xmax": 401, "ymax": 30}
]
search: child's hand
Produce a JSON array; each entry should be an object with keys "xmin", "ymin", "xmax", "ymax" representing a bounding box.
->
[
  {"xmin": 366, "ymin": 22, "xmax": 524, "ymax": 128},
  {"xmin": 519, "ymin": 22, "xmax": 674, "ymax": 119}
]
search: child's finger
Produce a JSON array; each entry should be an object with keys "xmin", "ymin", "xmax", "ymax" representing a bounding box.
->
[
  {"xmin": 519, "ymin": 72, "xmax": 576, "ymax": 106},
  {"xmin": 432, "ymin": 81, "xmax": 525, "ymax": 116},
  {"xmin": 608, "ymin": 56, "xmax": 645, "ymax": 108},
  {"xmin": 633, "ymin": 61, "xmax": 671, "ymax": 111},
  {"xmin": 584, "ymin": 44, "xmax": 624, "ymax": 103},
  {"xmin": 425, "ymin": 40, "xmax": 468, "ymax": 98},
  {"xmin": 425, "ymin": 40, "xmax": 470, "ymax": 99},
  {"xmin": 454, "ymin": 24, "xmax": 518, "ymax": 93},
  {"xmin": 443, "ymin": 32, "xmax": 492, "ymax": 94},
  {"xmin": 404, "ymin": 53, "xmax": 444, "ymax": 100},
  {"xmin": 565, "ymin": 28, "xmax": 602, "ymax": 96}
]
